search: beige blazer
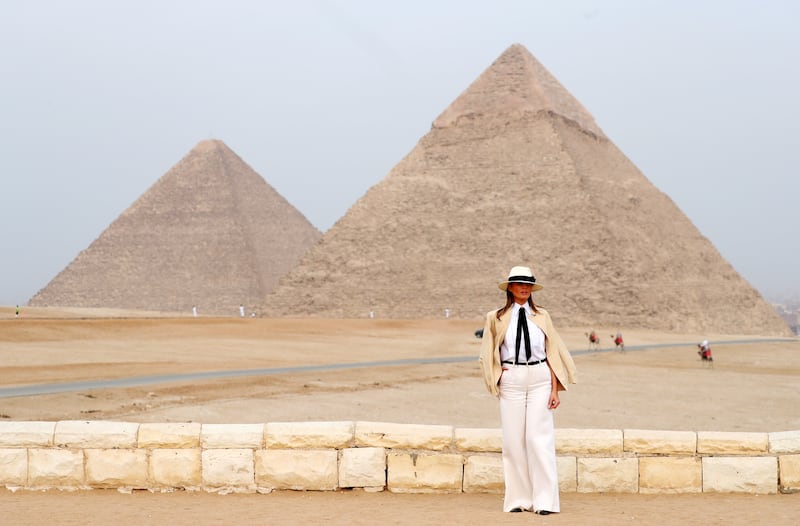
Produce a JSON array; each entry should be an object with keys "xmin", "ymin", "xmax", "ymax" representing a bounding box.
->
[{"xmin": 478, "ymin": 305, "xmax": 577, "ymax": 397}]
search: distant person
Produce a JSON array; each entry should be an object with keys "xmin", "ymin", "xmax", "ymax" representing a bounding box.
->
[
  {"xmin": 239, "ymin": 304, "xmax": 245, "ymax": 317},
  {"xmin": 15, "ymin": 305, "xmax": 20, "ymax": 318},
  {"xmin": 192, "ymin": 305, "xmax": 198, "ymax": 318},
  {"xmin": 445, "ymin": 308, "xmax": 450, "ymax": 319},
  {"xmin": 586, "ymin": 329, "xmax": 599, "ymax": 351},
  {"xmin": 612, "ymin": 331, "xmax": 624, "ymax": 352},
  {"xmin": 697, "ymin": 339, "xmax": 713, "ymax": 365},
  {"xmin": 479, "ymin": 265, "xmax": 577, "ymax": 515}
]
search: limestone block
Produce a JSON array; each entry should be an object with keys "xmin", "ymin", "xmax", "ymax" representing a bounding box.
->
[
  {"xmin": 138, "ymin": 423, "xmax": 201, "ymax": 448},
  {"xmin": 202, "ymin": 449, "xmax": 255, "ymax": 492},
  {"xmin": 150, "ymin": 449, "xmax": 202, "ymax": 489},
  {"xmin": 255, "ymin": 449, "xmax": 338, "ymax": 490},
  {"xmin": 577, "ymin": 457, "xmax": 638, "ymax": 493},
  {"xmin": 28, "ymin": 448, "xmax": 84, "ymax": 488},
  {"xmin": 769, "ymin": 430, "xmax": 800, "ymax": 454},
  {"xmin": 387, "ymin": 452, "xmax": 463, "ymax": 493},
  {"xmin": 54, "ymin": 420, "xmax": 139, "ymax": 449},
  {"xmin": 454, "ymin": 428, "xmax": 501, "ymax": 453},
  {"xmin": 0, "ymin": 421, "xmax": 56, "ymax": 447},
  {"xmin": 201, "ymin": 424, "xmax": 264, "ymax": 449},
  {"xmin": 463, "ymin": 455, "xmax": 503, "ymax": 493},
  {"xmin": 355, "ymin": 422, "xmax": 453, "ymax": 451},
  {"xmin": 558, "ymin": 456, "xmax": 578, "ymax": 492},
  {"xmin": 624, "ymin": 429, "xmax": 696, "ymax": 455},
  {"xmin": 778, "ymin": 455, "xmax": 800, "ymax": 493},
  {"xmin": 702, "ymin": 457, "xmax": 777, "ymax": 494},
  {"xmin": 697, "ymin": 431, "xmax": 768, "ymax": 455},
  {"xmin": 639, "ymin": 457, "xmax": 702, "ymax": 493},
  {"xmin": 338, "ymin": 447, "xmax": 386, "ymax": 489},
  {"xmin": 264, "ymin": 422, "xmax": 354, "ymax": 449},
  {"xmin": 0, "ymin": 448, "xmax": 27, "ymax": 485},
  {"xmin": 557, "ymin": 429, "xmax": 623, "ymax": 456},
  {"xmin": 85, "ymin": 449, "xmax": 148, "ymax": 488}
]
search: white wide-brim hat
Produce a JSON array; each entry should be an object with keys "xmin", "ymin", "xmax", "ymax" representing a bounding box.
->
[{"xmin": 498, "ymin": 265, "xmax": 543, "ymax": 292}]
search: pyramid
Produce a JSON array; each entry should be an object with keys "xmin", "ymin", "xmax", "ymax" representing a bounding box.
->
[
  {"xmin": 29, "ymin": 140, "xmax": 321, "ymax": 315},
  {"xmin": 261, "ymin": 44, "xmax": 789, "ymax": 335}
]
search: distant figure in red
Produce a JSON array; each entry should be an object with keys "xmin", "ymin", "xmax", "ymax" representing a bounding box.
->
[
  {"xmin": 612, "ymin": 331, "xmax": 624, "ymax": 352},
  {"xmin": 697, "ymin": 340, "xmax": 713, "ymax": 366},
  {"xmin": 586, "ymin": 330, "xmax": 599, "ymax": 351}
]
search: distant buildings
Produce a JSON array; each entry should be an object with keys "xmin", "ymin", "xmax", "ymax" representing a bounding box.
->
[{"xmin": 772, "ymin": 300, "xmax": 800, "ymax": 335}]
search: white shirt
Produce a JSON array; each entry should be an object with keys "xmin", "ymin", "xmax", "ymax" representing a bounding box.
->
[{"xmin": 499, "ymin": 302, "xmax": 546, "ymax": 363}]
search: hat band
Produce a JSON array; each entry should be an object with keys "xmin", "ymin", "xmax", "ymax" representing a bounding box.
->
[{"xmin": 508, "ymin": 275, "xmax": 536, "ymax": 284}]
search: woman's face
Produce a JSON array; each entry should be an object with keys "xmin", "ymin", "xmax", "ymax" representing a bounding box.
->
[{"xmin": 508, "ymin": 282, "xmax": 533, "ymax": 304}]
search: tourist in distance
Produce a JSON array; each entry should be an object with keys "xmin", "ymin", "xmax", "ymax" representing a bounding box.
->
[
  {"xmin": 697, "ymin": 339, "xmax": 713, "ymax": 365},
  {"xmin": 612, "ymin": 331, "xmax": 625, "ymax": 352},
  {"xmin": 478, "ymin": 265, "xmax": 577, "ymax": 515}
]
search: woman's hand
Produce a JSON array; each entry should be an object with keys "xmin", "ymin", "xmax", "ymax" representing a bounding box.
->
[{"xmin": 548, "ymin": 391, "xmax": 560, "ymax": 410}]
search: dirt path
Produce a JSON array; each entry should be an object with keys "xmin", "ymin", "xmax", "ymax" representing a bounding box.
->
[{"xmin": 2, "ymin": 489, "xmax": 798, "ymax": 526}]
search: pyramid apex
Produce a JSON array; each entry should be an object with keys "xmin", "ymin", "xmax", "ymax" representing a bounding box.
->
[
  {"xmin": 192, "ymin": 139, "xmax": 230, "ymax": 153},
  {"xmin": 433, "ymin": 44, "xmax": 605, "ymax": 138}
]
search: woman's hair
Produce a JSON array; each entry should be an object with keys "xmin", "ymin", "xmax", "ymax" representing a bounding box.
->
[{"xmin": 495, "ymin": 290, "xmax": 539, "ymax": 320}]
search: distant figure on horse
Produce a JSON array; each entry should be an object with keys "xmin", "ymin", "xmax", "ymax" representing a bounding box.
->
[
  {"xmin": 697, "ymin": 340, "xmax": 713, "ymax": 366},
  {"xmin": 612, "ymin": 331, "xmax": 625, "ymax": 352},
  {"xmin": 586, "ymin": 330, "xmax": 600, "ymax": 351}
]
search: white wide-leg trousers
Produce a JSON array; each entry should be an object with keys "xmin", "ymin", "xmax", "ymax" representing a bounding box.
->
[{"xmin": 498, "ymin": 363, "xmax": 560, "ymax": 513}]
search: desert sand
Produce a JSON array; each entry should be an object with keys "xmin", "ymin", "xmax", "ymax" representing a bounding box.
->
[{"xmin": 1, "ymin": 306, "xmax": 798, "ymax": 525}]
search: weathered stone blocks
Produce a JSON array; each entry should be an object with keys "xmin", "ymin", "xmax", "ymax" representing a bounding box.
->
[
  {"xmin": 356, "ymin": 422, "xmax": 453, "ymax": 451},
  {"xmin": 1, "ymin": 421, "xmax": 796, "ymax": 495},
  {"xmin": 265, "ymin": 422, "xmax": 354, "ymax": 449},
  {"xmin": 624, "ymin": 429, "xmax": 696, "ymax": 455},
  {"xmin": 28, "ymin": 448, "xmax": 84, "ymax": 488},
  {"xmin": 697, "ymin": 431, "xmax": 769, "ymax": 455},
  {"xmin": 202, "ymin": 449, "xmax": 255, "ymax": 492},
  {"xmin": 339, "ymin": 447, "xmax": 385, "ymax": 489},
  {"xmin": 54, "ymin": 421, "xmax": 139, "ymax": 449},
  {"xmin": 138, "ymin": 422, "xmax": 201, "ymax": 448},
  {"xmin": 557, "ymin": 455, "xmax": 577, "ymax": 492},
  {"xmin": 201, "ymin": 424, "xmax": 263, "ymax": 449},
  {"xmin": 0, "ymin": 421, "xmax": 55, "ymax": 447},
  {"xmin": 387, "ymin": 452, "xmax": 463, "ymax": 493},
  {"xmin": 0, "ymin": 448, "xmax": 27, "ymax": 485},
  {"xmin": 639, "ymin": 457, "xmax": 702, "ymax": 493},
  {"xmin": 462, "ymin": 455, "xmax": 503, "ymax": 493},
  {"xmin": 255, "ymin": 449, "xmax": 338, "ymax": 490},
  {"xmin": 577, "ymin": 457, "xmax": 638, "ymax": 493},
  {"xmin": 149, "ymin": 448, "xmax": 201, "ymax": 489},
  {"xmin": 557, "ymin": 428, "xmax": 623, "ymax": 456},
  {"xmin": 770, "ymin": 430, "xmax": 800, "ymax": 454},
  {"xmin": 702, "ymin": 457, "xmax": 777, "ymax": 494},
  {"xmin": 454, "ymin": 428, "xmax": 501, "ymax": 452},
  {"xmin": 778, "ymin": 454, "xmax": 800, "ymax": 493},
  {"xmin": 85, "ymin": 449, "xmax": 148, "ymax": 488}
]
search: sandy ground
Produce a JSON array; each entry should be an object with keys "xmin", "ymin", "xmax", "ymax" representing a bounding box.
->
[{"xmin": 1, "ymin": 306, "xmax": 799, "ymax": 524}]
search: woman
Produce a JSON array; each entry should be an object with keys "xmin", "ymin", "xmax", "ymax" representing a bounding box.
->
[{"xmin": 478, "ymin": 265, "xmax": 577, "ymax": 514}]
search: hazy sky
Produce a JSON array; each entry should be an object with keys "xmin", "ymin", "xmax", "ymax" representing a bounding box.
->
[{"xmin": 2, "ymin": 0, "xmax": 799, "ymax": 306}]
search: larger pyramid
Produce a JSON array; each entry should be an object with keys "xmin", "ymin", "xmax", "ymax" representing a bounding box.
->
[
  {"xmin": 30, "ymin": 140, "xmax": 321, "ymax": 315},
  {"xmin": 262, "ymin": 44, "xmax": 789, "ymax": 335}
]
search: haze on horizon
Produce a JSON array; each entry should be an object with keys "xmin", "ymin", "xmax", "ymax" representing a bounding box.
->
[{"xmin": 1, "ymin": 1, "xmax": 799, "ymax": 306}]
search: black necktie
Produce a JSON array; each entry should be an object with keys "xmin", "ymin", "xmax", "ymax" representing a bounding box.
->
[{"xmin": 516, "ymin": 307, "xmax": 531, "ymax": 364}]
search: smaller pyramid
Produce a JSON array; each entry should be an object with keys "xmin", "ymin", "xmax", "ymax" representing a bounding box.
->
[{"xmin": 30, "ymin": 140, "xmax": 321, "ymax": 314}]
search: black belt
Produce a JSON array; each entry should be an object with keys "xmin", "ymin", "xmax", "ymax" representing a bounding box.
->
[{"xmin": 502, "ymin": 358, "xmax": 547, "ymax": 366}]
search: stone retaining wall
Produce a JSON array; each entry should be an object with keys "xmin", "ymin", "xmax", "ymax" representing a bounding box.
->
[{"xmin": 1, "ymin": 421, "xmax": 798, "ymax": 494}]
